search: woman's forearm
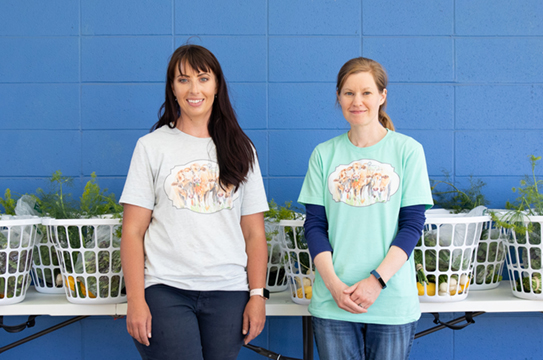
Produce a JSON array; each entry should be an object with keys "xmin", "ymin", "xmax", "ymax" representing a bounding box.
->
[
  {"xmin": 374, "ymin": 245, "xmax": 408, "ymax": 285},
  {"xmin": 314, "ymin": 251, "xmax": 341, "ymax": 290},
  {"xmin": 241, "ymin": 213, "xmax": 268, "ymax": 290},
  {"xmin": 120, "ymin": 204, "xmax": 152, "ymax": 304}
]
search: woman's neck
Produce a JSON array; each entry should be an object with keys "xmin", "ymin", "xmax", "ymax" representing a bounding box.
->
[
  {"xmin": 348, "ymin": 124, "xmax": 387, "ymax": 148},
  {"xmin": 176, "ymin": 115, "xmax": 211, "ymax": 138}
]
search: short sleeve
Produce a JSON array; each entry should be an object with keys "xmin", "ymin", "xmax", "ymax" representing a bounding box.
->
[
  {"xmin": 401, "ymin": 143, "xmax": 433, "ymax": 210},
  {"xmin": 240, "ymin": 155, "xmax": 269, "ymax": 216},
  {"xmin": 298, "ymin": 148, "xmax": 326, "ymax": 207},
  {"xmin": 119, "ymin": 139, "xmax": 156, "ymax": 210}
]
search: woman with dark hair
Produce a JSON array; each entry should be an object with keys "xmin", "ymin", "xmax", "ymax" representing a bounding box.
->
[
  {"xmin": 298, "ymin": 57, "xmax": 433, "ymax": 360},
  {"xmin": 120, "ymin": 44, "xmax": 269, "ymax": 360}
]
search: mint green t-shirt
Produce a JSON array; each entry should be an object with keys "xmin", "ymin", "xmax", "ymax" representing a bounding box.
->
[{"xmin": 298, "ymin": 130, "xmax": 433, "ymax": 325}]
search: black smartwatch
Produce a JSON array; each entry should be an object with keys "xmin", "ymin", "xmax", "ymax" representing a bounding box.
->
[{"xmin": 371, "ymin": 270, "xmax": 387, "ymax": 289}]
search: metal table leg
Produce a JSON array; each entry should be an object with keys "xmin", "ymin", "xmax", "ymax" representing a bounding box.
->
[{"xmin": 302, "ymin": 316, "xmax": 313, "ymax": 360}]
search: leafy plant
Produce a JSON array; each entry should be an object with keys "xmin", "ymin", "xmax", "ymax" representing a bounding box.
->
[
  {"xmin": 80, "ymin": 173, "xmax": 123, "ymax": 219},
  {"xmin": 0, "ymin": 189, "xmax": 17, "ymax": 215},
  {"xmin": 264, "ymin": 200, "xmax": 304, "ymax": 241},
  {"xmin": 0, "ymin": 218, "xmax": 35, "ymax": 298},
  {"xmin": 431, "ymin": 172, "xmax": 489, "ymax": 213},
  {"xmin": 7, "ymin": 170, "xmax": 125, "ymax": 299},
  {"xmin": 264, "ymin": 200, "xmax": 304, "ymax": 287},
  {"xmin": 491, "ymin": 155, "xmax": 543, "ymax": 294},
  {"xmin": 473, "ymin": 228, "xmax": 505, "ymax": 285},
  {"xmin": 35, "ymin": 170, "xmax": 78, "ymax": 219},
  {"xmin": 34, "ymin": 170, "xmax": 123, "ymax": 220},
  {"xmin": 417, "ymin": 173, "xmax": 484, "ymax": 285}
]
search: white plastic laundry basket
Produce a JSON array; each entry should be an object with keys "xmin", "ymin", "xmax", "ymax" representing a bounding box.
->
[
  {"xmin": 470, "ymin": 216, "xmax": 507, "ymax": 291},
  {"xmin": 265, "ymin": 221, "xmax": 289, "ymax": 292},
  {"xmin": 278, "ymin": 220, "xmax": 313, "ymax": 305},
  {"xmin": 503, "ymin": 215, "xmax": 543, "ymax": 300},
  {"xmin": 30, "ymin": 221, "xmax": 64, "ymax": 294},
  {"xmin": 0, "ymin": 216, "xmax": 41, "ymax": 305},
  {"xmin": 43, "ymin": 217, "xmax": 125, "ymax": 304},
  {"xmin": 415, "ymin": 213, "xmax": 489, "ymax": 302}
]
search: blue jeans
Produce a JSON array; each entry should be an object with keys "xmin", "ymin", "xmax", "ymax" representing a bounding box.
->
[
  {"xmin": 134, "ymin": 284, "xmax": 248, "ymax": 360},
  {"xmin": 312, "ymin": 316, "xmax": 417, "ymax": 360}
]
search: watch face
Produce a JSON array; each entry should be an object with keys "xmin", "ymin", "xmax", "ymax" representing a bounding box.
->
[{"xmin": 263, "ymin": 288, "xmax": 270, "ymax": 299}]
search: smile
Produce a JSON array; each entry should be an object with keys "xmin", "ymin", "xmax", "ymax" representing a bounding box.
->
[{"xmin": 187, "ymin": 99, "xmax": 203, "ymax": 104}]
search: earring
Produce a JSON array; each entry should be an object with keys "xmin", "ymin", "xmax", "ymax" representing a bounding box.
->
[{"xmin": 214, "ymin": 94, "xmax": 217, "ymax": 99}]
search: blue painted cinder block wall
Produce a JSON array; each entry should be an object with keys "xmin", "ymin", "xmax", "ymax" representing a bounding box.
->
[{"xmin": 1, "ymin": 1, "xmax": 543, "ymax": 359}]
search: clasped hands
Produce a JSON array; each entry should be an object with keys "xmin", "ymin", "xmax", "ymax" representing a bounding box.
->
[{"xmin": 330, "ymin": 276, "xmax": 382, "ymax": 314}]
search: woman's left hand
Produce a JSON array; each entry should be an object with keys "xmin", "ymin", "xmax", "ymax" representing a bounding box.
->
[
  {"xmin": 242, "ymin": 296, "xmax": 266, "ymax": 344},
  {"xmin": 343, "ymin": 276, "xmax": 382, "ymax": 310}
]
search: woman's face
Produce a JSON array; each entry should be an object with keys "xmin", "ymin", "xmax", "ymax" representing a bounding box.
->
[
  {"xmin": 172, "ymin": 62, "xmax": 217, "ymax": 122},
  {"xmin": 337, "ymin": 71, "xmax": 386, "ymax": 128}
]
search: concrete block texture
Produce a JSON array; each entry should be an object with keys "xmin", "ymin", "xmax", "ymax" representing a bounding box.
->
[
  {"xmin": 456, "ymin": 131, "xmax": 543, "ymax": 176},
  {"xmin": 245, "ymin": 130, "xmax": 268, "ymax": 177},
  {"xmin": 387, "ymin": 84, "xmax": 454, "ymax": 130},
  {"xmin": 0, "ymin": 37, "xmax": 79, "ymax": 83},
  {"xmin": 269, "ymin": 0, "xmax": 361, "ymax": 35},
  {"xmin": 268, "ymin": 177, "xmax": 306, "ymax": 209},
  {"xmin": 81, "ymin": 0, "xmax": 171, "ymax": 35},
  {"xmin": 82, "ymin": 130, "xmax": 144, "ymax": 176},
  {"xmin": 363, "ymin": 0, "xmax": 453, "ymax": 35},
  {"xmin": 363, "ymin": 37, "xmax": 454, "ymax": 82},
  {"xmin": 456, "ymin": 85, "xmax": 543, "ymax": 130},
  {"xmin": 456, "ymin": 0, "xmax": 543, "ymax": 35},
  {"xmin": 229, "ymin": 83, "xmax": 267, "ymax": 130},
  {"xmin": 269, "ymin": 36, "xmax": 361, "ymax": 82},
  {"xmin": 175, "ymin": 0, "xmax": 266, "ymax": 35},
  {"xmin": 82, "ymin": 84, "xmax": 164, "ymax": 129},
  {"xmin": 269, "ymin": 129, "xmax": 345, "ymax": 176},
  {"xmin": 0, "ymin": 0, "xmax": 79, "ymax": 36},
  {"xmin": 81, "ymin": 37, "xmax": 172, "ymax": 82},
  {"xmin": 0, "ymin": 84, "xmax": 80, "ymax": 130},
  {"xmin": 456, "ymin": 38, "xmax": 543, "ymax": 83},
  {"xmin": 0, "ymin": 130, "xmax": 81, "ymax": 176},
  {"xmin": 268, "ymin": 83, "xmax": 346, "ymax": 129},
  {"xmin": 401, "ymin": 130, "xmax": 454, "ymax": 177}
]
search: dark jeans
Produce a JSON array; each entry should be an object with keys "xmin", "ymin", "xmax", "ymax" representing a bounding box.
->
[{"xmin": 134, "ymin": 284, "xmax": 249, "ymax": 360}]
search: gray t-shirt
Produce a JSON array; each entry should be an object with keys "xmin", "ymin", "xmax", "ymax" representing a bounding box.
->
[{"xmin": 120, "ymin": 126, "xmax": 269, "ymax": 291}]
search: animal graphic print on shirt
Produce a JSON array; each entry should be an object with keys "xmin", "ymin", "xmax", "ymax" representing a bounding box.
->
[
  {"xmin": 328, "ymin": 159, "xmax": 399, "ymax": 207},
  {"xmin": 165, "ymin": 160, "xmax": 237, "ymax": 213}
]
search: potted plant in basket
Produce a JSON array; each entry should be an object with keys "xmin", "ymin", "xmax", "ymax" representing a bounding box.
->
[
  {"xmin": 36, "ymin": 171, "xmax": 125, "ymax": 304},
  {"xmin": 0, "ymin": 190, "xmax": 41, "ymax": 304},
  {"xmin": 429, "ymin": 175, "xmax": 506, "ymax": 290},
  {"xmin": 492, "ymin": 155, "xmax": 543, "ymax": 299},
  {"xmin": 264, "ymin": 200, "xmax": 304, "ymax": 292},
  {"xmin": 414, "ymin": 174, "xmax": 492, "ymax": 301}
]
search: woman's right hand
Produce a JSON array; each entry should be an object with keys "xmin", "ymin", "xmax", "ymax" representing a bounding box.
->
[
  {"xmin": 328, "ymin": 279, "xmax": 367, "ymax": 314},
  {"xmin": 313, "ymin": 251, "xmax": 366, "ymax": 314},
  {"xmin": 126, "ymin": 300, "xmax": 153, "ymax": 346}
]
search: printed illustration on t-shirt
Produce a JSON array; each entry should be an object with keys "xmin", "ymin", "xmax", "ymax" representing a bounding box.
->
[
  {"xmin": 328, "ymin": 159, "xmax": 400, "ymax": 206},
  {"xmin": 164, "ymin": 160, "xmax": 238, "ymax": 213}
]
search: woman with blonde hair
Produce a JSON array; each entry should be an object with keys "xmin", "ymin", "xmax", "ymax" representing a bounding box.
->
[{"xmin": 298, "ymin": 57, "xmax": 433, "ymax": 359}]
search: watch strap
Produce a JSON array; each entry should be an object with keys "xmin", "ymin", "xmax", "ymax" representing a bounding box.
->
[
  {"xmin": 371, "ymin": 270, "xmax": 387, "ymax": 289},
  {"xmin": 249, "ymin": 288, "xmax": 270, "ymax": 299}
]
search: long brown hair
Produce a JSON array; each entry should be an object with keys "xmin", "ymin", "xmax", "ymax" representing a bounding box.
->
[
  {"xmin": 152, "ymin": 44, "xmax": 255, "ymax": 191},
  {"xmin": 336, "ymin": 57, "xmax": 394, "ymax": 131}
]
